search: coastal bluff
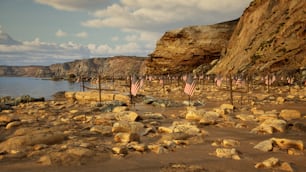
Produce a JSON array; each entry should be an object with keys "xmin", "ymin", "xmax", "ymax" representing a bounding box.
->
[
  {"xmin": 145, "ymin": 20, "xmax": 237, "ymax": 75},
  {"xmin": 208, "ymin": 0, "xmax": 306, "ymax": 75},
  {"xmin": 0, "ymin": 56, "xmax": 146, "ymax": 79}
]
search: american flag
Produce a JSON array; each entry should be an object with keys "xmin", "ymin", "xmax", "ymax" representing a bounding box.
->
[
  {"xmin": 215, "ymin": 76, "xmax": 222, "ymax": 87},
  {"xmin": 131, "ymin": 75, "xmax": 143, "ymax": 96},
  {"xmin": 184, "ymin": 74, "xmax": 196, "ymax": 96}
]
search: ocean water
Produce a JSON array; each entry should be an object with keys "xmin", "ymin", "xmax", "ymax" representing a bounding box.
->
[{"xmin": 0, "ymin": 77, "xmax": 82, "ymax": 99}]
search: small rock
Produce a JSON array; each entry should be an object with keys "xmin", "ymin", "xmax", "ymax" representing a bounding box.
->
[
  {"xmin": 254, "ymin": 138, "xmax": 304, "ymax": 152},
  {"xmin": 215, "ymin": 148, "xmax": 241, "ymax": 160},
  {"xmin": 114, "ymin": 132, "xmax": 140, "ymax": 143},
  {"xmin": 222, "ymin": 139, "xmax": 240, "ymax": 147},
  {"xmin": 112, "ymin": 121, "xmax": 145, "ymax": 135},
  {"xmin": 139, "ymin": 112, "xmax": 165, "ymax": 120},
  {"xmin": 235, "ymin": 114, "xmax": 256, "ymax": 121},
  {"xmin": 276, "ymin": 97, "xmax": 285, "ymax": 104},
  {"xmin": 255, "ymin": 157, "xmax": 294, "ymax": 172},
  {"xmin": 33, "ymin": 144, "xmax": 48, "ymax": 151},
  {"xmin": 251, "ymin": 108, "xmax": 265, "ymax": 115},
  {"xmin": 220, "ymin": 103, "xmax": 234, "ymax": 110},
  {"xmin": 251, "ymin": 118, "xmax": 287, "ymax": 134},
  {"xmin": 172, "ymin": 121, "xmax": 201, "ymax": 136},
  {"xmin": 90, "ymin": 125, "xmax": 113, "ymax": 136},
  {"xmin": 256, "ymin": 112, "xmax": 278, "ymax": 121},
  {"xmin": 272, "ymin": 138, "xmax": 304, "ymax": 151},
  {"xmin": 69, "ymin": 109, "xmax": 79, "ymax": 114},
  {"xmin": 280, "ymin": 162, "xmax": 295, "ymax": 172},
  {"xmin": 6, "ymin": 121, "xmax": 22, "ymax": 129},
  {"xmin": 199, "ymin": 111, "xmax": 220, "ymax": 125},
  {"xmin": 279, "ymin": 109, "xmax": 301, "ymax": 121},
  {"xmin": 112, "ymin": 106, "xmax": 128, "ymax": 113},
  {"xmin": 66, "ymin": 147, "xmax": 94, "ymax": 157},
  {"xmin": 115, "ymin": 111, "xmax": 138, "ymax": 122},
  {"xmin": 185, "ymin": 107, "xmax": 203, "ymax": 121},
  {"xmin": 158, "ymin": 126, "xmax": 173, "ymax": 134},
  {"xmin": 148, "ymin": 144, "xmax": 168, "ymax": 154},
  {"xmin": 112, "ymin": 146, "xmax": 128, "ymax": 155},
  {"xmin": 37, "ymin": 155, "xmax": 52, "ymax": 166},
  {"xmin": 253, "ymin": 139, "xmax": 273, "ymax": 152},
  {"xmin": 255, "ymin": 157, "xmax": 280, "ymax": 168},
  {"xmin": 287, "ymin": 148, "xmax": 304, "ymax": 156},
  {"xmin": 127, "ymin": 142, "xmax": 147, "ymax": 152}
]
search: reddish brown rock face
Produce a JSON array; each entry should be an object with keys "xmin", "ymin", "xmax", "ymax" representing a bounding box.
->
[
  {"xmin": 145, "ymin": 20, "xmax": 237, "ymax": 75},
  {"xmin": 209, "ymin": 0, "xmax": 306, "ymax": 75}
]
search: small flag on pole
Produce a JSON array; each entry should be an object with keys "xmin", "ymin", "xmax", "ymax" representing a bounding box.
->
[
  {"xmin": 131, "ymin": 75, "xmax": 143, "ymax": 96},
  {"xmin": 184, "ymin": 74, "xmax": 196, "ymax": 96}
]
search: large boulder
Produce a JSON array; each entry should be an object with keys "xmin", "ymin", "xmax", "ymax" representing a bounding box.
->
[
  {"xmin": 65, "ymin": 91, "xmax": 130, "ymax": 104},
  {"xmin": 279, "ymin": 109, "xmax": 301, "ymax": 121},
  {"xmin": 0, "ymin": 129, "xmax": 66, "ymax": 153}
]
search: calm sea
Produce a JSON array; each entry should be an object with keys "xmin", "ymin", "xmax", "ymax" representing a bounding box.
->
[{"xmin": 0, "ymin": 77, "xmax": 82, "ymax": 99}]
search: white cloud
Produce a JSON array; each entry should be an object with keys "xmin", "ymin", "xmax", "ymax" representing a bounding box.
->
[
  {"xmin": 87, "ymin": 42, "xmax": 150, "ymax": 57},
  {"xmin": 75, "ymin": 32, "xmax": 88, "ymax": 38},
  {"xmin": 83, "ymin": 0, "xmax": 252, "ymax": 32},
  {"xmin": 0, "ymin": 30, "xmax": 91, "ymax": 65},
  {"xmin": 34, "ymin": 0, "xmax": 111, "ymax": 11},
  {"xmin": 124, "ymin": 31, "xmax": 162, "ymax": 43},
  {"xmin": 111, "ymin": 36, "xmax": 119, "ymax": 42},
  {"xmin": 55, "ymin": 29, "xmax": 67, "ymax": 37},
  {"xmin": 124, "ymin": 34, "xmax": 138, "ymax": 42},
  {"xmin": 0, "ymin": 29, "xmax": 150, "ymax": 66}
]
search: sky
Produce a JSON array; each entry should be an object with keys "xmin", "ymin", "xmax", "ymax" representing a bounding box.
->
[{"xmin": 0, "ymin": 0, "xmax": 252, "ymax": 66}]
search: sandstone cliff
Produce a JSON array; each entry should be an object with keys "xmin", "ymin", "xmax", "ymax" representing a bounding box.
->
[
  {"xmin": 0, "ymin": 56, "xmax": 146, "ymax": 79},
  {"xmin": 0, "ymin": 66, "xmax": 51, "ymax": 77},
  {"xmin": 208, "ymin": 0, "xmax": 306, "ymax": 75},
  {"xmin": 49, "ymin": 56, "xmax": 145, "ymax": 79},
  {"xmin": 145, "ymin": 20, "xmax": 238, "ymax": 75}
]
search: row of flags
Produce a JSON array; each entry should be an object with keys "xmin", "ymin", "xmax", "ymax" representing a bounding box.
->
[
  {"xmin": 130, "ymin": 74, "xmax": 196, "ymax": 97},
  {"xmin": 129, "ymin": 74, "xmax": 303, "ymax": 97},
  {"xmin": 82, "ymin": 74, "xmax": 304, "ymax": 97}
]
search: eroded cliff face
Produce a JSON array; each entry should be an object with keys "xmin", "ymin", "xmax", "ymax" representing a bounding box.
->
[
  {"xmin": 49, "ymin": 56, "xmax": 145, "ymax": 78},
  {"xmin": 0, "ymin": 56, "xmax": 146, "ymax": 78},
  {"xmin": 145, "ymin": 20, "xmax": 238, "ymax": 75},
  {"xmin": 209, "ymin": 0, "xmax": 306, "ymax": 75},
  {"xmin": 0, "ymin": 66, "xmax": 51, "ymax": 77}
]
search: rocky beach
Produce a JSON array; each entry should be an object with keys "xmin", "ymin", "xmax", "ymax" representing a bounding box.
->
[
  {"xmin": 1, "ymin": 0, "xmax": 305, "ymax": 171},
  {"xmin": 0, "ymin": 78, "xmax": 305, "ymax": 172}
]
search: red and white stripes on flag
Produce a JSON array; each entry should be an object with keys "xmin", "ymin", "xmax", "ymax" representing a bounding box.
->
[
  {"xmin": 131, "ymin": 75, "xmax": 143, "ymax": 96},
  {"xmin": 184, "ymin": 74, "xmax": 196, "ymax": 96}
]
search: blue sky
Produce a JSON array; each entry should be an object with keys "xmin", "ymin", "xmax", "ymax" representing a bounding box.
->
[{"xmin": 0, "ymin": 0, "xmax": 252, "ymax": 66}]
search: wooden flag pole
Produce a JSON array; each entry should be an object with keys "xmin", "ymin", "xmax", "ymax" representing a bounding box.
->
[
  {"xmin": 229, "ymin": 74, "xmax": 233, "ymax": 105},
  {"xmin": 129, "ymin": 75, "xmax": 133, "ymax": 105},
  {"xmin": 98, "ymin": 75, "xmax": 102, "ymax": 103},
  {"xmin": 267, "ymin": 74, "xmax": 270, "ymax": 93}
]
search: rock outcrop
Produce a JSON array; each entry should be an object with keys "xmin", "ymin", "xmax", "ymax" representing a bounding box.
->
[
  {"xmin": 145, "ymin": 20, "xmax": 238, "ymax": 75},
  {"xmin": 208, "ymin": 0, "xmax": 306, "ymax": 75}
]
